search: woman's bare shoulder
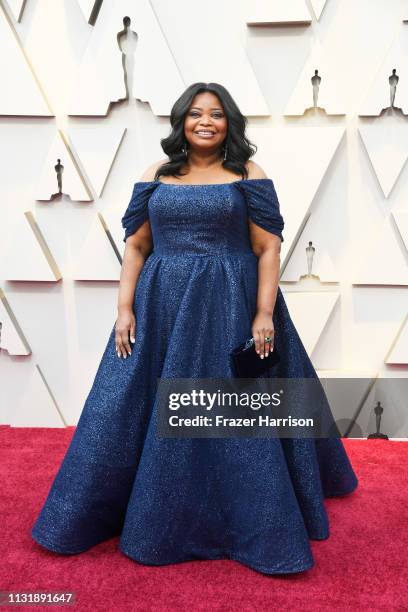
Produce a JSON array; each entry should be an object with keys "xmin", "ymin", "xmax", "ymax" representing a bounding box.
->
[
  {"xmin": 139, "ymin": 158, "xmax": 169, "ymax": 182},
  {"xmin": 245, "ymin": 160, "xmax": 268, "ymax": 179}
]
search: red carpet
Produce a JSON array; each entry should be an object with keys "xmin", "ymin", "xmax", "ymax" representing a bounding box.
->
[{"xmin": 1, "ymin": 425, "xmax": 407, "ymax": 611}]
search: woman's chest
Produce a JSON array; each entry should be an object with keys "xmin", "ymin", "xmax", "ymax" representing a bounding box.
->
[{"xmin": 148, "ymin": 184, "xmax": 247, "ymax": 230}]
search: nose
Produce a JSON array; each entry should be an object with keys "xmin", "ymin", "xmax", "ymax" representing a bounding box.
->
[{"xmin": 198, "ymin": 116, "xmax": 213, "ymax": 126}]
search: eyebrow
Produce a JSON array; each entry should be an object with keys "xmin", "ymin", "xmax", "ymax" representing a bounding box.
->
[{"xmin": 189, "ymin": 106, "xmax": 223, "ymax": 111}]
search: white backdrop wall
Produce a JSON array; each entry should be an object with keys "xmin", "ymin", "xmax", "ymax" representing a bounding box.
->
[{"xmin": 0, "ymin": 0, "xmax": 407, "ymax": 436}]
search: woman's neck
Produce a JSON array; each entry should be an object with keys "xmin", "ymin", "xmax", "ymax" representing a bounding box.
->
[{"xmin": 186, "ymin": 149, "xmax": 223, "ymax": 171}]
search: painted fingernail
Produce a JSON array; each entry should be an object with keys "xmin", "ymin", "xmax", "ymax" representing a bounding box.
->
[{"xmin": 130, "ymin": 337, "xmax": 135, "ymax": 343}]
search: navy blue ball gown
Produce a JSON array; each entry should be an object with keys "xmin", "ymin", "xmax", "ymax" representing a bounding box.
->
[{"xmin": 31, "ymin": 177, "xmax": 358, "ymax": 575}]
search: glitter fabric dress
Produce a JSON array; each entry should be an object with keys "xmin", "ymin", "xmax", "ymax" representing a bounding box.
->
[{"xmin": 31, "ymin": 178, "xmax": 358, "ymax": 575}]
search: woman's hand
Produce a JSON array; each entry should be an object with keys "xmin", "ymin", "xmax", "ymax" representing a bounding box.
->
[
  {"xmin": 115, "ymin": 308, "xmax": 136, "ymax": 359},
  {"xmin": 251, "ymin": 310, "xmax": 275, "ymax": 359}
]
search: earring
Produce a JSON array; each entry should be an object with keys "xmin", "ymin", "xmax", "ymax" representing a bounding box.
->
[
  {"xmin": 182, "ymin": 140, "xmax": 188, "ymax": 157},
  {"xmin": 223, "ymin": 143, "xmax": 228, "ymax": 161}
]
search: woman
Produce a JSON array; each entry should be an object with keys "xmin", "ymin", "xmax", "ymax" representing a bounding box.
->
[{"xmin": 31, "ymin": 82, "xmax": 358, "ymax": 575}]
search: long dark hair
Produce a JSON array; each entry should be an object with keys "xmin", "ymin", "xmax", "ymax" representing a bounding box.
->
[{"xmin": 154, "ymin": 82, "xmax": 257, "ymax": 181}]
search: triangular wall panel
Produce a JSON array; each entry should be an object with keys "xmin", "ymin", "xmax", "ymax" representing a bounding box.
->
[
  {"xmin": 385, "ymin": 316, "xmax": 408, "ymax": 365},
  {"xmin": 0, "ymin": 4, "xmax": 51, "ymax": 115},
  {"xmin": 6, "ymin": 0, "xmax": 26, "ymax": 22},
  {"xmin": 11, "ymin": 364, "xmax": 66, "ymax": 427},
  {"xmin": 352, "ymin": 216, "xmax": 408, "ymax": 286},
  {"xmin": 310, "ymin": 0, "xmax": 328, "ymax": 20},
  {"xmin": 284, "ymin": 39, "xmax": 347, "ymax": 116},
  {"xmin": 359, "ymin": 122, "xmax": 408, "ymax": 198},
  {"xmin": 2, "ymin": 211, "xmax": 62, "ymax": 281},
  {"xmin": 71, "ymin": 215, "xmax": 121, "ymax": 280},
  {"xmin": 359, "ymin": 31, "xmax": 408, "ymax": 116},
  {"xmin": 0, "ymin": 289, "xmax": 31, "ymax": 355},
  {"xmin": 76, "ymin": 0, "xmax": 97, "ymax": 23},
  {"xmin": 68, "ymin": 126, "xmax": 126, "ymax": 197},
  {"xmin": 283, "ymin": 290, "xmax": 340, "ymax": 356},
  {"xmin": 68, "ymin": 0, "xmax": 186, "ymax": 116},
  {"xmin": 392, "ymin": 210, "xmax": 408, "ymax": 252},
  {"xmin": 247, "ymin": 125, "xmax": 346, "ymax": 266},
  {"xmin": 281, "ymin": 215, "xmax": 339, "ymax": 283},
  {"xmin": 246, "ymin": 0, "xmax": 311, "ymax": 26},
  {"xmin": 35, "ymin": 131, "xmax": 92, "ymax": 201}
]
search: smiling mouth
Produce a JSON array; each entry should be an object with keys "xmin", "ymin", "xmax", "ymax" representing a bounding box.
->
[{"xmin": 195, "ymin": 130, "xmax": 216, "ymax": 136}]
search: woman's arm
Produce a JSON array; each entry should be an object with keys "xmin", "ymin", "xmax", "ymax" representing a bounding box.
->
[
  {"xmin": 246, "ymin": 161, "xmax": 281, "ymax": 360},
  {"xmin": 250, "ymin": 231, "xmax": 281, "ymax": 359},
  {"xmin": 115, "ymin": 160, "xmax": 164, "ymax": 358}
]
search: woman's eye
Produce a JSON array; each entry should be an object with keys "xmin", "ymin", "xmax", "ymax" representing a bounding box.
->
[{"xmin": 189, "ymin": 112, "xmax": 224, "ymax": 118}]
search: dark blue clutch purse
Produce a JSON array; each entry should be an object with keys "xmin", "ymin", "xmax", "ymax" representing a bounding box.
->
[{"xmin": 230, "ymin": 337, "xmax": 280, "ymax": 378}]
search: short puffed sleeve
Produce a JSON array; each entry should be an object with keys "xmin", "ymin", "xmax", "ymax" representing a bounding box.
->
[
  {"xmin": 121, "ymin": 181, "xmax": 159, "ymax": 242},
  {"xmin": 237, "ymin": 178, "xmax": 284, "ymax": 242}
]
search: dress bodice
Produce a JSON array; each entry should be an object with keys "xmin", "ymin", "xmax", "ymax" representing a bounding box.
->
[{"xmin": 121, "ymin": 178, "xmax": 284, "ymax": 256}]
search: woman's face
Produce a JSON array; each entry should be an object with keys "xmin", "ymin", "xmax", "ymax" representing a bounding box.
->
[{"xmin": 183, "ymin": 92, "xmax": 228, "ymax": 155}]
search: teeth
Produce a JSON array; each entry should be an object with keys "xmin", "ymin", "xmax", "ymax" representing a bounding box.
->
[{"xmin": 197, "ymin": 131, "xmax": 214, "ymax": 134}]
